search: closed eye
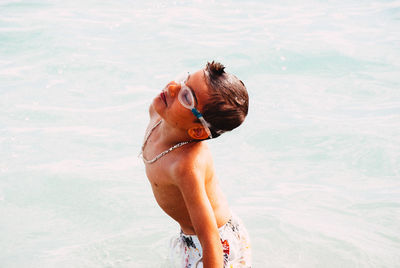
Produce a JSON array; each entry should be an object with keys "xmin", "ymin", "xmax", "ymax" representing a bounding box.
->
[{"xmin": 182, "ymin": 90, "xmax": 192, "ymax": 105}]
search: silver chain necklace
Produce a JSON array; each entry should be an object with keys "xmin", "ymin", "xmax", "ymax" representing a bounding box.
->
[{"xmin": 140, "ymin": 120, "xmax": 193, "ymax": 164}]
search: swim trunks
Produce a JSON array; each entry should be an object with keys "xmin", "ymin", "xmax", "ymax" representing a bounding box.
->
[{"xmin": 169, "ymin": 214, "xmax": 251, "ymax": 268}]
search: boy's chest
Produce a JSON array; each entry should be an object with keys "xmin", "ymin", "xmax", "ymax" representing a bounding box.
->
[
  {"xmin": 144, "ymin": 159, "xmax": 174, "ymax": 188},
  {"xmin": 144, "ymin": 161, "xmax": 185, "ymax": 214}
]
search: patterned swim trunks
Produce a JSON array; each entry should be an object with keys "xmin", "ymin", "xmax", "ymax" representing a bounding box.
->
[{"xmin": 169, "ymin": 214, "xmax": 251, "ymax": 268}]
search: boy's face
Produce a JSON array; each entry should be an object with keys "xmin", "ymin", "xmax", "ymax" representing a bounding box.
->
[{"xmin": 153, "ymin": 69, "xmax": 210, "ymax": 132}]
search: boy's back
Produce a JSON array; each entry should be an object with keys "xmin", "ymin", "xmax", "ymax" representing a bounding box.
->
[{"xmin": 141, "ymin": 62, "xmax": 251, "ymax": 267}]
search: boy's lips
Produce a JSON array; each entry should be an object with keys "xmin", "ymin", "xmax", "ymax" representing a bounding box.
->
[{"xmin": 160, "ymin": 91, "xmax": 167, "ymax": 106}]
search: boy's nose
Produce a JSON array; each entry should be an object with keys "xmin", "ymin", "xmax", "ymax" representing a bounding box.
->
[{"xmin": 166, "ymin": 81, "xmax": 181, "ymax": 97}]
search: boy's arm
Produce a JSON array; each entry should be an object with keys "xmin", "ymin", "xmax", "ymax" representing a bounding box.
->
[{"xmin": 174, "ymin": 162, "xmax": 224, "ymax": 268}]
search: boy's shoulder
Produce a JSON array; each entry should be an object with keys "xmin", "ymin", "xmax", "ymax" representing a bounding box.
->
[{"xmin": 168, "ymin": 141, "xmax": 212, "ymax": 185}]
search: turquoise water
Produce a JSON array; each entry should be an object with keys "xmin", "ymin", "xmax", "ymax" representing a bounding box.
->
[{"xmin": 1, "ymin": 0, "xmax": 400, "ymax": 267}]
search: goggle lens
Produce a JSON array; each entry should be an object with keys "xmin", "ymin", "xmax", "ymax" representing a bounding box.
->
[
  {"xmin": 178, "ymin": 85, "xmax": 195, "ymax": 109},
  {"xmin": 174, "ymin": 72, "xmax": 189, "ymax": 84}
]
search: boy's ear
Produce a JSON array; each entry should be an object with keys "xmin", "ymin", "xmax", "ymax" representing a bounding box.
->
[{"xmin": 188, "ymin": 126, "xmax": 209, "ymax": 140}]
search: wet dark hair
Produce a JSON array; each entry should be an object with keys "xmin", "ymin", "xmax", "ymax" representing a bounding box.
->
[{"xmin": 201, "ymin": 61, "xmax": 249, "ymax": 138}]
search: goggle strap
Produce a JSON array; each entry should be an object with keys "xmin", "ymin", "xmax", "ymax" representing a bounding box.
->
[
  {"xmin": 191, "ymin": 108, "xmax": 213, "ymax": 139},
  {"xmin": 191, "ymin": 108, "xmax": 202, "ymax": 119}
]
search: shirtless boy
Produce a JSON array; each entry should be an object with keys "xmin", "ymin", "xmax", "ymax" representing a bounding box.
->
[{"xmin": 141, "ymin": 61, "xmax": 251, "ymax": 267}]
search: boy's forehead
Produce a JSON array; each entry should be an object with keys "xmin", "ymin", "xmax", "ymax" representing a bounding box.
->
[{"xmin": 188, "ymin": 69, "xmax": 208, "ymax": 91}]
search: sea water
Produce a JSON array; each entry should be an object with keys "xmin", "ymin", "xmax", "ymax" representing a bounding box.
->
[{"xmin": 1, "ymin": 0, "xmax": 400, "ymax": 267}]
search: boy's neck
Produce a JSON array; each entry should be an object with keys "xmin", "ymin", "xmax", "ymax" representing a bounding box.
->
[{"xmin": 156, "ymin": 119, "xmax": 194, "ymax": 147}]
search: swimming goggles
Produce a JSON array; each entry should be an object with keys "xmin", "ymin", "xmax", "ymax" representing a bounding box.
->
[{"xmin": 168, "ymin": 72, "xmax": 213, "ymax": 139}]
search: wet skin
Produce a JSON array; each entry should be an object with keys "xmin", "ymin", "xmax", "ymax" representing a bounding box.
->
[{"xmin": 142, "ymin": 69, "xmax": 230, "ymax": 267}]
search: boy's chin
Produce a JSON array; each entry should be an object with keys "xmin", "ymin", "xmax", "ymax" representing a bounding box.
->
[
  {"xmin": 152, "ymin": 101, "xmax": 165, "ymax": 118},
  {"xmin": 152, "ymin": 97, "xmax": 163, "ymax": 110}
]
